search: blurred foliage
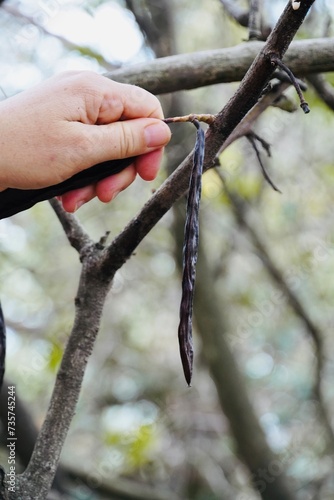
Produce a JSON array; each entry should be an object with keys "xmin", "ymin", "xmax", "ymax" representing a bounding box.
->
[{"xmin": 1, "ymin": 0, "xmax": 334, "ymax": 499}]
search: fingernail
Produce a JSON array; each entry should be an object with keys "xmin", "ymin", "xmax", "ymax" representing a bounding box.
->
[
  {"xmin": 74, "ymin": 200, "xmax": 85, "ymax": 212},
  {"xmin": 111, "ymin": 190, "xmax": 120, "ymax": 201},
  {"xmin": 144, "ymin": 122, "xmax": 170, "ymax": 148}
]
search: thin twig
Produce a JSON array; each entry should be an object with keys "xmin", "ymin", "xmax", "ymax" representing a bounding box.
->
[
  {"xmin": 48, "ymin": 199, "xmax": 92, "ymax": 254},
  {"xmin": 274, "ymin": 70, "xmax": 308, "ymax": 91},
  {"xmin": 103, "ymin": 5, "xmax": 317, "ymax": 276},
  {"xmin": 218, "ymin": 81, "xmax": 291, "ymax": 153},
  {"xmin": 270, "ymin": 55, "xmax": 310, "ymax": 113},
  {"xmin": 251, "ymin": 132, "xmax": 271, "ymax": 157},
  {"xmin": 246, "ymin": 133, "xmax": 281, "ymax": 192}
]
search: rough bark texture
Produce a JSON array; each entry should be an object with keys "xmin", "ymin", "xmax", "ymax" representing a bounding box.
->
[
  {"xmin": 9, "ymin": 234, "xmax": 113, "ymax": 499},
  {"xmin": 106, "ymin": 38, "xmax": 334, "ymax": 94}
]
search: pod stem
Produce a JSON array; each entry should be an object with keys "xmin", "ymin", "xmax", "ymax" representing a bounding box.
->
[{"xmin": 163, "ymin": 113, "xmax": 215, "ymax": 125}]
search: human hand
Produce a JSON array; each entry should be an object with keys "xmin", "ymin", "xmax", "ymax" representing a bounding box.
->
[{"xmin": 0, "ymin": 71, "xmax": 171, "ymax": 212}]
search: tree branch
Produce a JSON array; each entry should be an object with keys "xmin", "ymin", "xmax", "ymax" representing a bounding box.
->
[
  {"xmin": 48, "ymin": 199, "xmax": 92, "ymax": 254},
  {"xmin": 106, "ymin": 37, "xmax": 334, "ymax": 94},
  {"xmin": 12, "ymin": 238, "xmax": 114, "ymax": 498}
]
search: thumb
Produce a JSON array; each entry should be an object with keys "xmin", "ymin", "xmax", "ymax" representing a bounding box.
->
[{"xmin": 80, "ymin": 117, "xmax": 171, "ymax": 165}]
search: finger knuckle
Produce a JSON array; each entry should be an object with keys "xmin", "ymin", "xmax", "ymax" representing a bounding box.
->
[{"xmin": 118, "ymin": 123, "xmax": 138, "ymax": 157}]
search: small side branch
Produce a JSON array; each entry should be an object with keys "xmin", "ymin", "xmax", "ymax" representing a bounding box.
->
[
  {"xmin": 246, "ymin": 133, "xmax": 281, "ymax": 193},
  {"xmin": 274, "ymin": 69, "xmax": 308, "ymax": 91},
  {"xmin": 270, "ymin": 55, "xmax": 310, "ymax": 113},
  {"xmin": 49, "ymin": 199, "xmax": 92, "ymax": 254}
]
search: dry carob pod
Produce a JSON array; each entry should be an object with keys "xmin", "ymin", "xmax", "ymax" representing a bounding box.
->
[
  {"xmin": 164, "ymin": 117, "xmax": 207, "ymax": 385},
  {"xmin": 179, "ymin": 120, "xmax": 205, "ymax": 386}
]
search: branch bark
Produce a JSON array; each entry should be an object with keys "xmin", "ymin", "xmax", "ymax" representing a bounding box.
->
[
  {"xmin": 106, "ymin": 37, "xmax": 334, "ymax": 94},
  {"xmin": 11, "ymin": 236, "xmax": 113, "ymax": 498}
]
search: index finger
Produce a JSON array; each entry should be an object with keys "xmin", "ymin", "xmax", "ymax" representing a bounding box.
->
[{"xmin": 96, "ymin": 78, "xmax": 164, "ymax": 125}]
